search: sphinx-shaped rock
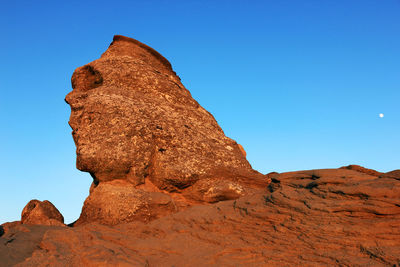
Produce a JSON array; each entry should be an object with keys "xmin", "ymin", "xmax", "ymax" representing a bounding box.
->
[
  {"xmin": 66, "ymin": 35, "xmax": 267, "ymax": 225},
  {"xmin": 21, "ymin": 200, "xmax": 64, "ymax": 226},
  {"xmin": 66, "ymin": 35, "xmax": 265, "ymax": 191}
]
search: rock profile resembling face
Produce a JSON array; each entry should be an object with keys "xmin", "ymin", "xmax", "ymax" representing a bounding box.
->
[{"xmin": 65, "ymin": 35, "xmax": 266, "ymax": 199}]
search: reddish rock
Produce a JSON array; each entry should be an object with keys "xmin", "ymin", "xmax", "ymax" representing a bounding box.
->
[
  {"xmin": 66, "ymin": 35, "xmax": 260, "ymax": 188},
  {"xmin": 0, "ymin": 224, "xmax": 63, "ymax": 267},
  {"xmin": 237, "ymin": 143, "xmax": 246, "ymax": 157},
  {"xmin": 2, "ymin": 36, "xmax": 399, "ymax": 266},
  {"xmin": 21, "ymin": 200, "xmax": 64, "ymax": 226},
  {"xmin": 4, "ymin": 168, "xmax": 399, "ymax": 266},
  {"xmin": 1, "ymin": 221, "xmax": 21, "ymax": 236},
  {"xmin": 65, "ymin": 35, "xmax": 267, "ymax": 225},
  {"xmin": 74, "ymin": 180, "xmax": 176, "ymax": 226},
  {"xmin": 382, "ymin": 169, "xmax": 400, "ymax": 180},
  {"xmin": 266, "ymin": 171, "xmax": 279, "ymax": 180},
  {"xmin": 185, "ymin": 178, "xmax": 247, "ymax": 203},
  {"xmin": 340, "ymin": 164, "xmax": 383, "ymax": 177},
  {"xmin": 65, "ymin": 35, "xmax": 265, "ymax": 189}
]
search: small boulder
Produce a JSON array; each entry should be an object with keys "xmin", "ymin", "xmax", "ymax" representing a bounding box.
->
[{"xmin": 21, "ymin": 200, "xmax": 64, "ymax": 226}]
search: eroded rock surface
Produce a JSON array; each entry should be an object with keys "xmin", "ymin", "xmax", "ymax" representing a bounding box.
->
[
  {"xmin": 21, "ymin": 200, "xmax": 64, "ymax": 227},
  {"xmin": 65, "ymin": 35, "xmax": 266, "ymax": 225},
  {"xmin": 4, "ymin": 168, "xmax": 399, "ymax": 266},
  {"xmin": 0, "ymin": 224, "xmax": 63, "ymax": 267},
  {"xmin": 74, "ymin": 180, "xmax": 177, "ymax": 226},
  {"xmin": 2, "ymin": 36, "xmax": 399, "ymax": 266},
  {"xmin": 382, "ymin": 169, "xmax": 400, "ymax": 180},
  {"xmin": 65, "ymin": 35, "xmax": 264, "ymax": 189}
]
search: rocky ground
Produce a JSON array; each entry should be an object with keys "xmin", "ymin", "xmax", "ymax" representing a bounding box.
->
[{"xmin": 1, "ymin": 167, "xmax": 399, "ymax": 266}]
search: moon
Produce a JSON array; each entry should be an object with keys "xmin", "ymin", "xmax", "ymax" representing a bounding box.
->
[{"xmin": 379, "ymin": 113, "xmax": 384, "ymax": 118}]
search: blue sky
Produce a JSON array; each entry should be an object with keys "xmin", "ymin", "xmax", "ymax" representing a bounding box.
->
[{"xmin": 1, "ymin": 0, "xmax": 399, "ymax": 224}]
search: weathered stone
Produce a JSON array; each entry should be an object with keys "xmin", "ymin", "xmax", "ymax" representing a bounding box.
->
[
  {"xmin": 21, "ymin": 200, "xmax": 64, "ymax": 226},
  {"xmin": 65, "ymin": 35, "xmax": 266, "ymax": 192},
  {"xmin": 1, "ymin": 221, "xmax": 21, "ymax": 236},
  {"xmin": 340, "ymin": 164, "xmax": 383, "ymax": 177},
  {"xmin": 237, "ymin": 143, "xmax": 246, "ymax": 157},
  {"xmin": 3, "ymin": 35, "xmax": 399, "ymax": 266},
  {"xmin": 74, "ymin": 180, "xmax": 176, "ymax": 226},
  {"xmin": 0, "ymin": 224, "xmax": 63, "ymax": 267},
  {"xmin": 65, "ymin": 35, "xmax": 267, "ymax": 225},
  {"xmin": 6, "ymin": 168, "xmax": 400, "ymax": 266},
  {"xmin": 382, "ymin": 169, "xmax": 400, "ymax": 180}
]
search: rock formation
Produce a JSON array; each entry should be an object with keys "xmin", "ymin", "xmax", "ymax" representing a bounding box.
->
[
  {"xmin": 66, "ymin": 35, "xmax": 263, "ymax": 188},
  {"xmin": 65, "ymin": 35, "xmax": 267, "ymax": 225},
  {"xmin": 1, "ymin": 36, "xmax": 399, "ymax": 266},
  {"xmin": 2, "ymin": 168, "xmax": 399, "ymax": 266},
  {"xmin": 21, "ymin": 200, "xmax": 64, "ymax": 227},
  {"xmin": 76, "ymin": 180, "xmax": 176, "ymax": 225},
  {"xmin": 0, "ymin": 200, "xmax": 64, "ymax": 239}
]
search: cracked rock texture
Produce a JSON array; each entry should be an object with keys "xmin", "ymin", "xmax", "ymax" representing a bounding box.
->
[
  {"xmin": 65, "ymin": 35, "xmax": 264, "ymax": 190},
  {"xmin": 64, "ymin": 35, "xmax": 266, "ymax": 226},
  {"xmin": 74, "ymin": 180, "xmax": 177, "ymax": 226},
  {"xmin": 1, "ymin": 168, "xmax": 399, "ymax": 266}
]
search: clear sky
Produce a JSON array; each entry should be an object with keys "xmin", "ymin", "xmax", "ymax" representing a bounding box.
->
[{"xmin": 1, "ymin": 0, "xmax": 399, "ymax": 224}]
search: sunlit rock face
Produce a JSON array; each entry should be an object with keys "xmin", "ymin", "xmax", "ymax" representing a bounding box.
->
[
  {"xmin": 74, "ymin": 179, "xmax": 177, "ymax": 226},
  {"xmin": 21, "ymin": 200, "xmax": 64, "ymax": 226},
  {"xmin": 65, "ymin": 35, "xmax": 265, "ymax": 191},
  {"xmin": 4, "ymin": 167, "xmax": 400, "ymax": 266},
  {"xmin": 65, "ymin": 35, "xmax": 267, "ymax": 225}
]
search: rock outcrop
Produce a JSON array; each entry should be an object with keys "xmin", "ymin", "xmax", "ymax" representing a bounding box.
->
[
  {"xmin": 66, "ymin": 35, "xmax": 265, "ymax": 189},
  {"xmin": 1, "ymin": 36, "xmax": 399, "ymax": 266},
  {"xmin": 65, "ymin": 35, "xmax": 267, "ymax": 225},
  {"xmin": 20, "ymin": 200, "xmax": 64, "ymax": 227},
  {"xmin": 2, "ymin": 168, "xmax": 399, "ymax": 266}
]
